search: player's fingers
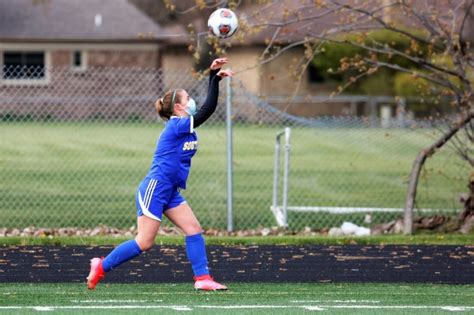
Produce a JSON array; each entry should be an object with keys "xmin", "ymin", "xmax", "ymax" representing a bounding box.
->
[
  {"xmin": 218, "ymin": 69, "xmax": 233, "ymax": 77},
  {"xmin": 211, "ymin": 58, "xmax": 227, "ymax": 69}
]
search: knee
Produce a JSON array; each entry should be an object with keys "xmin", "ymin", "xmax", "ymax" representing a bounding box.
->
[
  {"xmin": 184, "ymin": 222, "xmax": 203, "ymax": 236},
  {"xmin": 135, "ymin": 237, "xmax": 154, "ymax": 251}
]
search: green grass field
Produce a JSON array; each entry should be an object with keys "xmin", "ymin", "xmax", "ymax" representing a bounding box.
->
[
  {"xmin": 0, "ymin": 122, "xmax": 466, "ymax": 230},
  {"xmin": 1, "ymin": 233, "xmax": 473, "ymax": 246},
  {"xmin": 0, "ymin": 283, "xmax": 473, "ymax": 314}
]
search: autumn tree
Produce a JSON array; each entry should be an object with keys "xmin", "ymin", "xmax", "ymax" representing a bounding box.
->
[{"xmin": 163, "ymin": 0, "xmax": 473, "ymax": 234}]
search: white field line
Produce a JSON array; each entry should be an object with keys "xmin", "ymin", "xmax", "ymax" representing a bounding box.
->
[
  {"xmin": 7, "ymin": 290, "xmax": 469, "ymax": 298},
  {"xmin": 0, "ymin": 304, "xmax": 473, "ymax": 312},
  {"xmin": 70, "ymin": 299, "xmax": 162, "ymax": 303},
  {"xmin": 290, "ymin": 300, "xmax": 381, "ymax": 304}
]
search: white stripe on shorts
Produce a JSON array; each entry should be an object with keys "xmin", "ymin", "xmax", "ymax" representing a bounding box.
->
[
  {"xmin": 138, "ymin": 189, "xmax": 161, "ymax": 222},
  {"xmin": 143, "ymin": 179, "xmax": 155, "ymax": 209},
  {"xmin": 145, "ymin": 179, "xmax": 157, "ymax": 209}
]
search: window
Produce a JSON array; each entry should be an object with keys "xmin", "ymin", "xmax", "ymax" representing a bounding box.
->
[
  {"xmin": 2, "ymin": 51, "xmax": 46, "ymax": 80},
  {"xmin": 307, "ymin": 63, "xmax": 325, "ymax": 83},
  {"xmin": 71, "ymin": 51, "xmax": 87, "ymax": 71},
  {"xmin": 73, "ymin": 51, "xmax": 82, "ymax": 67}
]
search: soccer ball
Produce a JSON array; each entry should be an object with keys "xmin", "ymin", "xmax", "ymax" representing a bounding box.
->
[{"xmin": 207, "ymin": 8, "xmax": 238, "ymax": 38}]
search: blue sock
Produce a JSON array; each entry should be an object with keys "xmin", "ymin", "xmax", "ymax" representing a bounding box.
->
[
  {"xmin": 185, "ymin": 233, "xmax": 209, "ymax": 277},
  {"xmin": 102, "ymin": 239, "xmax": 143, "ymax": 272}
]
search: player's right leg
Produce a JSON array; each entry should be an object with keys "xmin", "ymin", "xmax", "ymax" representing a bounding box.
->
[{"xmin": 165, "ymin": 201, "xmax": 227, "ymax": 291}]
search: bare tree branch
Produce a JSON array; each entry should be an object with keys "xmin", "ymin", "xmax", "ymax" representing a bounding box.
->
[
  {"xmin": 259, "ymin": 27, "xmax": 281, "ymax": 61},
  {"xmin": 329, "ymin": 34, "xmax": 466, "ymax": 83},
  {"xmin": 400, "ymin": 0, "xmax": 445, "ymax": 40},
  {"xmin": 363, "ymin": 58, "xmax": 463, "ymax": 95},
  {"xmin": 170, "ymin": 0, "xmax": 229, "ymax": 14},
  {"xmin": 248, "ymin": 8, "xmax": 338, "ymax": 28},
  {"xmin": 368, "ymin": 40, "xmax": 468, "ymax": 83},
  {"xmin": 329, "ymin": 0, "xmax": 446, "ymax": 51}
]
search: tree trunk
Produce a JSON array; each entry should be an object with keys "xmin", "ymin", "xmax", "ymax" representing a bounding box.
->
[
  {"xmin": 458, "ymin": 178, "xmax": 474, "ymax": 234},
  {"xmin": 404, "ymin": 110, "xmax": 474, "ymax": 235}
]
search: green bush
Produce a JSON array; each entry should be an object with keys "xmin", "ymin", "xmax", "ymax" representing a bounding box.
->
[
  {"xmin": 393, "ymin": 72, "xmax": 429, "ymax": 97},
  {"xmin": 312, "ymin": 29, "xmax": 430, "ymax": 95},
  {"xmin": 359, "ymin": 69, "xmax": 394, "ymax": 95},
  {"xmin": 312, "ymin": 42, "xmax": 362, "ymax": 82}
]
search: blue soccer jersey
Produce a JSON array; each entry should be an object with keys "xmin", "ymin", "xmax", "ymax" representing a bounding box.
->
[{"xmin": 147, "ymin": 116, "xmax": 198, "ymax": 189}]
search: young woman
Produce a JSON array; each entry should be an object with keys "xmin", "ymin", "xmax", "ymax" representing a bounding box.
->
[{"xmin": 87, "ymin": 58, "xmax": 233, "ymax": 291}]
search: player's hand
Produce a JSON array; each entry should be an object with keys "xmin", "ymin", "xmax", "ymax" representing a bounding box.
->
[
  {"xmin": 210, "ymin": 57, "xmax": 228, "ymax": 70},
  {"xmin": 217, "ymin": 69, "xmax": 234, "ymax": 77}
]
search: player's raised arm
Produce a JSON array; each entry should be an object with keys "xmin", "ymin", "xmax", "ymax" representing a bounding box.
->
[
  {"xmin": 194, "ymin": 58, "xmax": 234, "ymax": 128},
  {"xmin": 208, "ymin": 57, "xmax": 227, "ymax": 90}
]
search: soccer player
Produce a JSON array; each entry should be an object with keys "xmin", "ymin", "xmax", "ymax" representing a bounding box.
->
[{"xmin": 87, "ymin": 58, "xmax": 233, "ymax": 291}]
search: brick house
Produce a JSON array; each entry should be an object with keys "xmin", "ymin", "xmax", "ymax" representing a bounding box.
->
[
  {"xmin": 1, "ymin": 0, "xmax": 469, "ymax": 119},
  {"xmin": 0, "ymin": 0, "xmax": 169, "ymax": 120},
  {"xmin": 0, "ymin": 0, "xmax": 163, "ymax": 82}
]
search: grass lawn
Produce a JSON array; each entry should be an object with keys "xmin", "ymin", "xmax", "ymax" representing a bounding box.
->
[
  {"xmin": 1, "ymin": 233, "xmax": 472, "ymax": 246},
  {"xmin": 0, "ymin": 283, "xmax": 472, "ymax": 314},
  {"xmin": 0, "ymin": 122, "xmax": 466, "ymax": 230}
]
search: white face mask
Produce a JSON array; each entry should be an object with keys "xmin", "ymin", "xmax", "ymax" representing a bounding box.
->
[{"xmin": 185, "ymin": 98, "xmax": 197, "ymax": 116}]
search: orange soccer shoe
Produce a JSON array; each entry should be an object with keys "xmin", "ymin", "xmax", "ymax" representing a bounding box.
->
[
  {"xmin": 194, "ymin": 275, "xmax": 228, "ymax": 291},
  {"xmin": 87, "ymin": 257, "xmax": 105, "ymax": 290}
]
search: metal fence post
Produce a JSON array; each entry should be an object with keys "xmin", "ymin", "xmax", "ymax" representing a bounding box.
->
[
  {"xmin": 272, "ymin": 133, "xmax": 281, "ymax": 216},
  {"xmin": 397, "ymin": 97, "xmax": 407, "ymax": 127},
  {"xmin": 369, "ymin": 98, "xmax": 377, "ymax": 127},
  {"xmin": 282, "ymin": 127, "xmax": 291, "ymax": 227},
  {"xmin": 226, "ymin": 75, "xmax": 233, "ymax": 232}
]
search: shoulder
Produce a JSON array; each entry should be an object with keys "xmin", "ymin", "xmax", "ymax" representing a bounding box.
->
[{"xmin": 169, "ymin": 116, "xmax": 194, "ymax": 134}]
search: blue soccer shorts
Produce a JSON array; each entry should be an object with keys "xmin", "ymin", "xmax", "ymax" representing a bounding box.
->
[{"xmin": 135, "ymin": 177, "xmax": 186, "ymax": 221}]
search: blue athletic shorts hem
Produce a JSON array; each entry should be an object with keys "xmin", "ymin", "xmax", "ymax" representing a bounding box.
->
[{"xmin": 135, "ymin": 177, "xmax": 186, "ymax": 221}]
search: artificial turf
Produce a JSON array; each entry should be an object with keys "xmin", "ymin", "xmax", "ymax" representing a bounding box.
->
[{"xmin": 0, "ymin": 282, "xmax": 473, "ymax": 314}]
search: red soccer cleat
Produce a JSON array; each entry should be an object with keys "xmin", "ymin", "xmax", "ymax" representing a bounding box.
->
[
  {"xmin": 194, "ymin": 275, "xmax": 228, "ymax": 291},
  {"xmin": 87, "ymin": 257, "xmax": 105, "ymax": 290}
]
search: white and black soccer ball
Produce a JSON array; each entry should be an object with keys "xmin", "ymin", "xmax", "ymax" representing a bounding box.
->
[{"xmin": 207, "ymin": 8, "xmax": 238, "ymax": 38}]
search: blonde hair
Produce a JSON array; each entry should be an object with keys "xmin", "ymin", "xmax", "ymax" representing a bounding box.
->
[{"xmin": 155, "ymin": 89, "xmax": 184, "ymax": 121}]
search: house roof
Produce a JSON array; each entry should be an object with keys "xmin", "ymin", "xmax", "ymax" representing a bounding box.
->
[{"xmin": 0, "ymin": 0, "xmax": 163, "ymax": 42}]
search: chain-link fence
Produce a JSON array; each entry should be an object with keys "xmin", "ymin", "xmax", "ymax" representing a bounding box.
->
[{"xmin": 0, "ymin": 66, "xmax": 467, "ymax": 231}]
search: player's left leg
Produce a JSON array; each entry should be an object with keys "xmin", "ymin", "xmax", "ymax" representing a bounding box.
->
[
  {"xmin": 87, "ymin": 215, "xmax": 158, "ymax": 290},
  {"xmin": 165, "ymin": 202, "xmax": 227, "ymax": 291},
  {"xmin": 87, "ymin": 178, "xmax": 166, "ymax": 290}
]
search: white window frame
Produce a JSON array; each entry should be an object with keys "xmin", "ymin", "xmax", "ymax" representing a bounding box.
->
[
  {"xmin": 71, "ymin": 50, "xmax": 87, "ymax": 72},
  {"xmin": 0, "ymin": 50, "xmax": 51, "ymax": 86}
]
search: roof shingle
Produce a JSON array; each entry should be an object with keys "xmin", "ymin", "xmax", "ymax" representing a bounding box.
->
[{"xmin": 0, "ymin": 0, "xmax": 163, "ymax": 41}]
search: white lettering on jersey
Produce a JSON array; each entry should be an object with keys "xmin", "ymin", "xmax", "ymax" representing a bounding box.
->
[{"xmin": 183, "ymin": 141, "xmax": 198, "ymax": 151}]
